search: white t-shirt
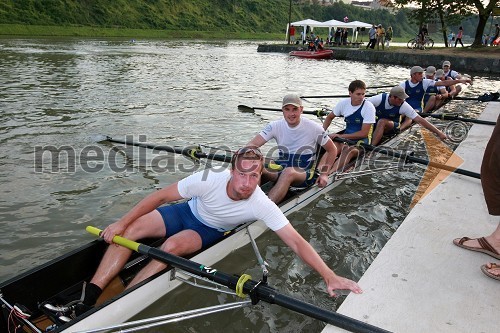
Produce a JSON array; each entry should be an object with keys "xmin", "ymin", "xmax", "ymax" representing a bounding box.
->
[
  {"xmin": 443, "ymin": 69, "xmax": 460, "ymax": 79},
  {"xmin": 177, "ymin": 169, "xmax": 289, "ymax": 232},
  {"xmin": 259, "ymin": 117, "xmax": 329, "ymax": 155},
  {"xmin": 332, "ymin": 98, "xmax": 376, "ymax": 123},
  {"xmin": 366, "ymin": 94, "xmax": 419, "ymax": 119}
]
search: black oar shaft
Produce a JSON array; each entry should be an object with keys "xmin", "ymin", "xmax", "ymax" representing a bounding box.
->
[
  {"xmin": 105, "ymin": 137, "xmax": 232, "ymax": 163},
  {"xmin": 454, "ymin": 96, "xmax": 500, "ymax": 102},
  {"xmin": 86, "ymin": 227, "xmax": 389, "ymax": 333},
  {"xmin": 333, "ymin": 138, "xmax": 480, "ymax": 179},
  {"xmin": 143, "ymin": 248, "xmax": 388, "ymax": 333},
  {"xmin": 419, "ymin": 113, "xmax": 496, "ymax": 125},
  {"xmin": 299, "ymin": 94, "xmax": 375, "ymax": 99},
  {"xmin": 238, "ymin": 105, "xmax": 328, "ymax": 116}
]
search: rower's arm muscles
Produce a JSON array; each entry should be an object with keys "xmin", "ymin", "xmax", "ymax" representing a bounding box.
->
[
  {"xmin": 340, "ymin": 123, "xmax": 372, "ymax": 140},
  {"xmin": 247, "ymin": 134, "xmax": 267, "ymax": 147},
  {"xmin": 323, "ymin": 113, "xmax": 335, "ymax": 130},
  {"xmin": 414, "ymin": 116, "xmax": 443, "ymax": 136},
  {"xmin": 121, "ymin": 183, "xmax": 182, "ymax": 225},
  {"xmin": 275, "ymin": 224, "xmax": 331, "ymax": 276}
]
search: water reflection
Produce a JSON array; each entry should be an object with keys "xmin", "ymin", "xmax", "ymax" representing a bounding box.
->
[{"xmin": 0, "ymin": 38, "xmax": 498, "ymax": 332}]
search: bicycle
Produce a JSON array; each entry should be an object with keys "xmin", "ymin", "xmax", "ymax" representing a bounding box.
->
[{"xmin": 407, "ymin": 35, "xmax": 434, "ymax": 50}]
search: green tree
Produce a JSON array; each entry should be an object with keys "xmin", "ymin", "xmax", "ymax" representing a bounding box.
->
[{"xmin": 393, "ymin": 0, "xmax": 499, "ymax": 47}]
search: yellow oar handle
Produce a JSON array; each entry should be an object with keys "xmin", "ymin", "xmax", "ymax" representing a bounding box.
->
[
  {"xmin": 267, "ymin": 162, "xmax": 283, "ymax": 171},
  {"xmin": 86, "ymin": 226, "xmax": 140, "ymax": 252}
]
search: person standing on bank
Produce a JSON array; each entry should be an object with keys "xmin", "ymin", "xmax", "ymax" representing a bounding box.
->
[
  {"xmin": 367, "ymin": 24, "xmax": 377, "ymax": 49},
  {"xmin": 455, "ymin": 26, "xmax": 464, "ymax": 47},
  {"xmin": 453, "ymin": 113, "xmax": 500, "ymax": 281},
  {"xmin": 376, "ymin": 24, "xmax": 385, "ymax": 50},
  {"xmin": 385, "ymin": 26, "xmax": 393, "ymax": 48}
]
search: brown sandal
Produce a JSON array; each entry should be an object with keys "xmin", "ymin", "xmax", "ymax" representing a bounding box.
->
[
  {"xmin": 480, "ymin": 263, "xmax": 500, "ymax": 281},
  {"xmin": 453, "ymin": 237, "xmax": 500, "ymax": 260}
]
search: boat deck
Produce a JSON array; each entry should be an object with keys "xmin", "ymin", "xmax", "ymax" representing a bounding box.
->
[{"xmin": 323, "ymin": 102, "xmax": 499, "ymax": 333}]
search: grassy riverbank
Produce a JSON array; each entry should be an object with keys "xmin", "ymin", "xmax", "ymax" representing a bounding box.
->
[{"xmin": 0, "ymin": 24, "xmax": 283, "ymax": 40}]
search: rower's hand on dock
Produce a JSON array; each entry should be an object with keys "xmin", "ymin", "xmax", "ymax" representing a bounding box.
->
[
  {"xmin": 326, "ymin": 274, "xmax": 363, "ymax": 297},
  {"xmin": 438, "ymin": 132, "xmax": 449, "ymax": 142},
  {"xmin": 316, "ymin": 173, "xmax": 328, "ymax": 187}
]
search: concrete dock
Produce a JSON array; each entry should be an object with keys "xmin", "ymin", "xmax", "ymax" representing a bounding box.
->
[{"xmin": 323, "ymin": 102, "xmax": 499, "ymax": 333}]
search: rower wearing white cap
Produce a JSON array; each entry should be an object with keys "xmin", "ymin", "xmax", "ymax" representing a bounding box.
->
[
  {"xmin": 399, "ymin": 65, "xmax": 471, "ymax": 130},
  {"xmin": 367, "ymin": 86, "xmax": 448, "ymax": 145},
  {"xmin": 423, "ymin": 66, "xmax": 449, "ymax": 113},
  {"xmin": 442, "ymin": 60, "xmax": 464, "ymax": 98}
]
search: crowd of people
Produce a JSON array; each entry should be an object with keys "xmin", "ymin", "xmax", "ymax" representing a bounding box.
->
[
  {"xmin": 482, "ymin": 23, "xmax": 500, "ymax": 46},
  {"xmin": 292, "ymin": 22, "xmax": 500, "ymax": 49},
  {"xmin": 45, "ymin": 56, "xmax": 500, "ymax": 323},
  {"xmin": 366, "ymin": 23, "xmax": 393, "ymax": 50}
]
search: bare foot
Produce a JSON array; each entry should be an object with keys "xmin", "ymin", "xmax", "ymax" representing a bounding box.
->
[{"xmin": 481, "ymin": 263, "xmax": 500, "ymax": 280}]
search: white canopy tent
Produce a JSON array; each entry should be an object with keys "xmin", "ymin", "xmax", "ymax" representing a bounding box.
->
[
  {"xmin": 321, "ymin": 19, "xmax": 373, "ymax": 43},
  {"xmin": 286, "ymin": 19, "xmax": 325, "ymax": 43},
  {"xmin": 286, "ymin": 18, "xmax": 374, "ymax": 44},
  {"xmin": 321, "ymin": 19, "xmax": 351, "ymax": 43},
  {"xmin": 344, "ymin": 21, "xmax": 373, "ymax": 42}
]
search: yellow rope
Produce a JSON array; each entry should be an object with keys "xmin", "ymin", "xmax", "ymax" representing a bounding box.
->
[{"xmin": 235, "ymin": 274, "xmax": 252, "ymax": 298}]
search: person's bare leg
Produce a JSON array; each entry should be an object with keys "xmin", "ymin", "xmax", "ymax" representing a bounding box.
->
[
  {"xmin": 331, "ymin": 146, "xmax": 359, "ymax": 173},
  {"xmin": 317, "ymin": 142, "xmax": 341, "ymax": 175},
  {"xmin": 127, "ymin": 229, "xmax": 202, "ymax": 288},
  {"xmin": 423, "ymin": 96, "xmax": 437, "ymax": 113},
  {"xmin": 268, "ymin": 167, "xmax": 307, "ymax": 204},
  {"xmin": 371, "ymin": 119, "xmax": 394, "ymax": 146},
  {"xmin": 90, "ymin": 211, "xmax": 166, "ymax": 290},
  {"xmin": 483, "ymin": 262, "xmax": 500, "ymax": 278},
  {"xmin": 399, "ymin": 116, "xmax": 413, "ymax": 131}
]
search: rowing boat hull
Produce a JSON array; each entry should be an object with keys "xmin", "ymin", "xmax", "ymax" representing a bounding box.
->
[
  {"xmin": 0, "ymin": 171, "xmax": 352, "ymax": 332},
  {"xmin": 289, "ymin": 50, "xmax": 333, "ymax": 60},
  {"xmin": 0, "ymin": 128, "xmax": 412, "ymax": 332}
]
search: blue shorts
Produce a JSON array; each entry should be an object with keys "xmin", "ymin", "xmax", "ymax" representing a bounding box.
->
[
  {"xmin": 276, "ymin": 161, "xmax": 318, "ymax": 188},
  {"xmin": 156, "ymin": 202, "xmax": 225, "ymax": 249}
]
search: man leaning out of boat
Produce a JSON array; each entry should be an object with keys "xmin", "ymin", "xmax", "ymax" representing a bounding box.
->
[
  {"xmin": 46, "ymin": 147, "xmax": 361, "ymax": 318},
  {"xmin": 367, "ymin": 85, "xmax": 448, "ymax": 145}
]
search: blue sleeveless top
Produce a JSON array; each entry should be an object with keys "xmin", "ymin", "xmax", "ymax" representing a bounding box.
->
[
  {"xmin": 375, "ymin": 93, "xmax": 401, "ymax": 122},
  {"xmin": 344, "ymin": 100, "xmax": 366, "ymax": 134},
  {"xmin": 405, "ymin": 81, "xmax": 424, "ymax": 111},
  {"xmin": 423, "ymin": 82, "xmax": 439, "ymax": 106}
]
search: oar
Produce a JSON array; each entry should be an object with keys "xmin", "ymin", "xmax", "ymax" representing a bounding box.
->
[
  {"xmin": 418, "ymin": 112, "xmax": 496, "ymax": 125},
  {"xmin": 332, "ymin": 137, "xmax": 480, "ymax": 179},
  {"xmin": 104, "ymin": 136, "xmax": 283, "ymax": 171},
  {"xmin": 86, "ymin": 226, "xmax": 390, "ymax": 333},
  {"xmin": 104, "ymin": 136, "xmax": 233, "ymax": 163},
  {"xmin": 367, "ymin": 85, "xmax": 396, "ymax": 90},
  {"xmin": 238, "ymin": 104, "xmax": 329, "ymax": 117},
  {"xmin": 454, "ymin": 92, "xmax": 500, "ymax": 102},
  {"xmin": 299, "ymin": 94, "xmax": 376, "ymax": 99}
]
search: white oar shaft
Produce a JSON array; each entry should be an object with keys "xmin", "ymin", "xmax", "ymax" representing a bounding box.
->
[
  {"xmin": 74, "ymin": 301, "xmax": 251, "ymax": 333},
  {"xmin": 246, "ymin": 226, "xmax": 269, "ymax": 279}
]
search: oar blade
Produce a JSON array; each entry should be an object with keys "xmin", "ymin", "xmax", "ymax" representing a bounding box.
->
[{"xmin": 238, "ymin": 105, "xmax": 256, "ymax": 113}]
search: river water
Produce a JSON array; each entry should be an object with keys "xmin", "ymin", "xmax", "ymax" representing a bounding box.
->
[{"xmin": 0, "ymin": 38, "xmax": 498, "ymax": 332}]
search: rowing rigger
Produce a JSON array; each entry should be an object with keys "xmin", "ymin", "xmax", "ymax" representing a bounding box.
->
[{"xmin": 85, "ymin": 227, "xmax": 390, "ymax": 333}]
